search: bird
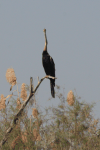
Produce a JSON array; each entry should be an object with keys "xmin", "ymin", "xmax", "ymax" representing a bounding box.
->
[{"xmin": 42, "ymin": 29, "xmax": 55, "ymax": 98}]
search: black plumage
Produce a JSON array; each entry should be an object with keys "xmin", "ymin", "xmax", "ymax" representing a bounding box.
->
[{"xmin": 42, "ymin": 29, "xmax": 55, "ymax": 98}]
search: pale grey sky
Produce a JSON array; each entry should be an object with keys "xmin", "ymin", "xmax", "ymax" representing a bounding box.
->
[{"xmin": 0, "ymin": 1, "xmax": 100, "ymax": 118}]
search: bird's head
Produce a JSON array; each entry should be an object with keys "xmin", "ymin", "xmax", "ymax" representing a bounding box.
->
[
  {"xmin": 43, "ymin": 28, "xmax": 46, "ymax": 33},
  {"xmin": 43, "ymin": 28, "xmax": 48, "ymax": 51}
]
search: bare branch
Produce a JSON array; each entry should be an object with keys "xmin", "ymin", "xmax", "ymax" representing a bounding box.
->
[
  {"xmin": 46, "ymin": 75, "xmax": 57, "ymax": 79},
  {"xmin": 0, "ymin": 75, "xmax": 57, "ymax": 149}
]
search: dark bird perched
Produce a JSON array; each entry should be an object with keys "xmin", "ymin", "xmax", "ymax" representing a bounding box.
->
[{"xmin": 42, "ymin": 29, "xmax": 55, "ymax": 98}]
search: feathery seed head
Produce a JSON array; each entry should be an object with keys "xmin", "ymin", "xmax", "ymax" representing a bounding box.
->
[
  {"xmin": 0, "ymin": 94, "xmax": 6, "ymax": 100},
  {"xmin": 16, "ymin": 98, "xmax": 21, "ymax": 109},
  {"xmin": 11, "ymin": 136, "xmax": 20, "ymax": 149},
  {"xmin": 0, "ymin": 94, "xmax": 6, "ymax": 110},
  {"xmin": 32, "ymin": 108, "xmax": 38, "ymax": 118},
  {"xmin": 20, "ymin": 83, "xmax": 27, "ymax": 101},
  {"xmin": 6, "ymin": 68, "xmax": 16, "ymax": 86},
  {"xmin": 33, "ymin": 128, "xmax": 41, "ymax": 141},
  {"xmin": 21, "ymin": 131, "xmax": 27, "ymax": 143},
  {"xmin": 33, "ymin": 128, "xmax": 38, "ymax": 140},
  {"xmin": 67, "ymin": 90, "xmax": 75, "ymax": 106},
  {"xmin": 36, "ymin": 134, "xmax": 41, "ymax": 141}
]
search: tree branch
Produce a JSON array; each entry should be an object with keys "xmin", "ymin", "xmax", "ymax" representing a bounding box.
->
[{"xmin": 0, "ymin": 75, "xmax": 57, "ymax": 149}]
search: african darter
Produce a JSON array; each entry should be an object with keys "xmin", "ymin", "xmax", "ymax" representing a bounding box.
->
[{"xmin": 42, "ymin": 29, "xmax": 55, "ymax": 98}]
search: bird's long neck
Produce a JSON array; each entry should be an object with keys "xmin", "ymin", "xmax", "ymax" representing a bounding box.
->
[{"xmin": 44, "ymin": 32, "xmax": 48, "ymax": 51}]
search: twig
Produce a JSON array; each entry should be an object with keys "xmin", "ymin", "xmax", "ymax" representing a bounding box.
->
[
  {"xmin": 37, "ymin": 76, "xmax": 39, "ymax": 84},
  {"xmin": 46, "ymin": 75, "xmax": 57, "ymax": 79}
]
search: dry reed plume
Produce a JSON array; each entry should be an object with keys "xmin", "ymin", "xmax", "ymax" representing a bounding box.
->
[
  {"xmin": 32, "ymin": 108, "xmax": 38, "ymax": 118},
  {"xmin": 20, "ymin": 83, "xmax": 27, "ymax": 101},
  {"xmin": 0, "ymin": 94, "xmax": 6, "ymax": 110},
  {"xmin": 67, "ymin": 90, "xmax": 74, "ymax": 106},
  {"xmin": 11, "ymin": 136, "xmax": 20, "ymax": 149},
  {"xmin": 6, "ymin": 68, "xmax": 16, "ymax": 90},
  {"xmin": 33, "ymin": 128, "xmax": 38, "ymax": 139},
  {"xmin": 16, "ymin": 98, "xmax": 21, "ymax": 109},
  {"xmin": 33, "ymin": 128, "xmax": 41, "ymax": 141},
  {"xmin": 21, "ymin": 131, "xmax": 28, "ymax": 143},
  {"xmin": 36, "ymin": 134, "xmax": 41, "ymax": 141}
]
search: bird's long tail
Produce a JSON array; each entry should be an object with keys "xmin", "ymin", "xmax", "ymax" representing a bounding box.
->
[{"xmin": 50, "ymin": 79, "xmax": 55, "ymax": 98}]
